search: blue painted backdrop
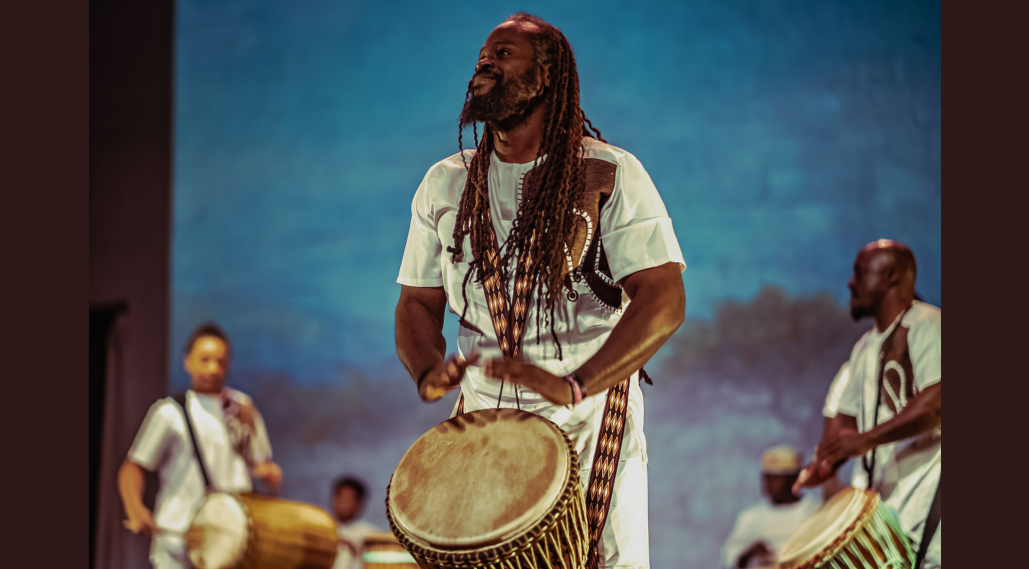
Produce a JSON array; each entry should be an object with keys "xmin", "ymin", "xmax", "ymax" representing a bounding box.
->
[{"xmin": 171, "ymin": 1, "xmax": 940, "ymax": 567}]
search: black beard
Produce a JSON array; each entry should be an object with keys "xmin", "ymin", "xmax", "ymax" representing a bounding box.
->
[
  {"xmin": 460, "ymin": 66, "xmax": 545, "ymax": 133},
  {"xmin": 850, "ymin": 303, "xmax": 872, "ymax": 321}
]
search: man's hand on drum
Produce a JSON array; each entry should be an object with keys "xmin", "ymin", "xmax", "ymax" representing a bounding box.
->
[
  {"xmin": 484, "ymin": 359, "xmax": 572, "ymax": 406},
  {"xmin": 793, "ymin": 429, "xmax": 872, "ymax": 494},
  {"xmin": 419, "ymin": 354, "xmax": 480, "ymax": 402},
  {"xmin": 123, "ymin": 502, "xmax": 159, "ymax": 536},
  {"xmin": 815, "ymin": 428, "xmax": 872, "ymax": 473},
  {"xmin": 253, "ymin": 461, "xmax": 283, "ymax": 493}
]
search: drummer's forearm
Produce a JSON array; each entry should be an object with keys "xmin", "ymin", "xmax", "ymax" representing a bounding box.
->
[
  {"xmin": 395, "ymin": 287, "xmax": 448, "ymax": 380},
  {"xmin": 575, "ymin": 263, "xmax": 685, "ymax": 396},
  {"xmin": 118, "ymin": 459, "xmax": 147, "ymax": 511},
  {"xmin": 864, "ymin": 383, "xmax": 941, "ymax": 447}
]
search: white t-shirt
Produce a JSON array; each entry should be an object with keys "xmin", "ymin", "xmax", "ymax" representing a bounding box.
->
[
  {"xmin": 127, "ymin": 389, "xmax": 271, "ymax": 535},
  {"xmin": 332, "ymin": 520, "xmax": 381, "ymax": 569},
  {"xmin": 721, "ymin": 495, "xmax": 822, "ymax": 568},
  {"xmin": 834, "ymin": 301, "xmax": 941, "ymax": 551},
  {"xmin": 398, "ymin": 138, "xmax": 685, "ymax": 467}
]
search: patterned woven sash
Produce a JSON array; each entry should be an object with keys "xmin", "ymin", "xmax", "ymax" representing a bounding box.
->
[{"xmin": 453, "ymin": 159, "xmax": 631, "ymax": 568}]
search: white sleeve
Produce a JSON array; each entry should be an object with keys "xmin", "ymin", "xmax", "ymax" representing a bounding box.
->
[
  {"xmin": 127, "ymin": 400, "xmax": 177, "ymax": 471},
  {"xmin": 600, "ymin": 154, "xmax": 686, "ymax": 283},
  {"xmin": 397, "ymin": 166, "xmax": 445, "ymax": 287},
  {"xmin": 822, "ymin": 361, "xmax": 852, "ymax": 418},
  {"xmin": 908, "ymin": 311, "xmax": 941, "ymax": 390},
  {"xmin": 249, "ymin": 406, "xmax": 273, "ymax": 463},
  {"xmin": 834, "ymin": 342, "xmax": 865, "ymax": 420}
]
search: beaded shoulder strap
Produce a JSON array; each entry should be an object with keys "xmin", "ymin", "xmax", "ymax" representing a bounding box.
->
[{"xmin": 583, "ymin": 377, "xmax": 630, "ymax": 568}]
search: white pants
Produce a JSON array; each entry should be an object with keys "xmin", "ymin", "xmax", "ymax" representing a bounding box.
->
[
  {"xmin": 150, "ymin": 534, "xmax": 188, "ymax": 569},
  {"xmin": 578, "ymin": 455, "xmax": 650, "ymax": 569}
]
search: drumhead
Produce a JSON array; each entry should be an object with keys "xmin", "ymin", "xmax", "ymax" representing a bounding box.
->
[
  {"xmin": 187, "ymin": 492, "xmax": 250, "ymax": 569},
  {"xmin": 388, "ymin": 408, "xmax": 571, "ymax": 549},
  {"xmin": 778, "ymin": 488, "xmax": 872, "ymax": 566}
]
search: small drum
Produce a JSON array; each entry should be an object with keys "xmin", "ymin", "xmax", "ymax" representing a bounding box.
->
[
  {"xmin": 778, "ymin": 488, "xmax": 914, "ymax": 569},
  {"xmin": 362, "ymin": 531, "xmax": 419, "ymax": 568},
  {"xmin": 186, "ymin": 492, "xmax": 339, "ymax": 569},
  {"xmin": 386, "ymin": 408, "xmax": 589, "ymax": 569}
]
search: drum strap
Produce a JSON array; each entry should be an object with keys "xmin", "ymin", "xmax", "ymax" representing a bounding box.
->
[
  {"xmin": 862, "ymin": 307, "xmax": 910, "ymax": 484},
  {"xmin": 173, "ymin": 392, "xmax": 213, "ymax": 490},
  {"xmin": 914, "ymin": 473, "xmax": 941, "ymax": 568},
  {"xmin": 583, "ymin": 377, "xmax": 630, "ymax": 569}
]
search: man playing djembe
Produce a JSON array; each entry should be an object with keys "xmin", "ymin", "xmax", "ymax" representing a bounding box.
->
[
  {"xmin": 394, "ymin": 13, "xmax": 685, "ymax": 568},
  {"xmin": 795, "ymin": 241, "xmax": 941, "ymax": 568}
]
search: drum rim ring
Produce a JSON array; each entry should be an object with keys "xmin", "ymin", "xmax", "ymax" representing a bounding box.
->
[{"xmin": 779, "ymin": 489, "xmax": 881, "ymax": 569}]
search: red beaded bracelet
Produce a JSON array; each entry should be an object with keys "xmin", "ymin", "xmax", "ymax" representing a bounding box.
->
[{"xmin": 563, "ymin": 373, "xmax": 584, "ymax": 405}]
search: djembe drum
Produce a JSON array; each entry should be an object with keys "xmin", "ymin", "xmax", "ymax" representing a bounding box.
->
[
  {"xmin": 386, "ymin": 408, "xmax": 590, "ymax": 569},
  {"xmin": 186, "ymin": 492, "xmax": 339, "ymax": 569},
  {"xmin": 778, "ymin": 488, "xmax": 915, "ymax": 569}
]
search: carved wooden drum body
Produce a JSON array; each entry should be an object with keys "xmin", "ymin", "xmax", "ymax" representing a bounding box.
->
[
  {"xmin": 778, "ymin": 488, "xmax": 914, "ymax": 569},
  {"xmin": 386, "ymin": 409, "xmax": 589, "ymax": 569}
]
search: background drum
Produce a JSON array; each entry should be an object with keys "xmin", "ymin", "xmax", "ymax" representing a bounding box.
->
[
  {"xmin": 186, "ymin": 492, "xmax": 339, "ymax": 569},
  {"xmin": 362, "ymin": 531, "xmax": 419, "ymax": 568},
  {"xmin": 386, "ymin": 408, "xmax": 589, "ymax": 569},
  {"xmin": 777, "ymin": 488, "xmax": 914, "ymax": 569}
]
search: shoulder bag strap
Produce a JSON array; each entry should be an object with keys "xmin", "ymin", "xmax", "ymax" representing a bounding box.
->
[{"xmin": 173, "ymin": 392, "xmax": 213, "ymax": 490}]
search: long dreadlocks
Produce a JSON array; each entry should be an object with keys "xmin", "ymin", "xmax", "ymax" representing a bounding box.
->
[{"xmin": 450, "ymin": 13, "xmax": 605, "ymax": 360}]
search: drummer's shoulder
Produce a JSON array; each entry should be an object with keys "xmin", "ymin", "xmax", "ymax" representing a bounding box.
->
[
  {"xmin": 223, "ymin": 387, "xmax": 257, "ymax": 408},
  {"xmin": 144, "ymin": 396, "xmax": 187, "ymax": 427},
  {"xmin": 424, "ymin": 151, "xmax": 474, "ymax": 183},
  {"xmin": 904, "ymin": 301, "xmax": 941, "ymax": 328}
]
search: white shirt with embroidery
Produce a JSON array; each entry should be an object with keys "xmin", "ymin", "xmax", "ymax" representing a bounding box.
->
[{"xmin": 398, "ymin": 138, "xmax": 685, "ymax": 467}]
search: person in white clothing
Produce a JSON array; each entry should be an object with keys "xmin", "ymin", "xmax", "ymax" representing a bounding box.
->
[
  {"xmin": 394, "ymin": 13, "xmax": 686, "ymax": 569},
  {"xmin": 722, "ymin": 446, "xmax": 821, "ymax": 568},
  {"xmin": 795, "ymin": 240, "xmax": 941, "ymax": 568},
  {"xmin": 118, "ymin": 323, "xmax": 283, "ymax": 569},
  {"xmin": 330, "ymin": 476, "xmax": 381, "ymax": 569}
]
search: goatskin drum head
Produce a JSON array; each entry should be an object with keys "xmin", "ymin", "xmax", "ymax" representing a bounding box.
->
[
  {"xmin": 388, "ymin": 408, "xmax": 571, "ymax": 549},
  {"xmin": 187, "ymin": 492, "xmax": 250, "ymax": 569}
]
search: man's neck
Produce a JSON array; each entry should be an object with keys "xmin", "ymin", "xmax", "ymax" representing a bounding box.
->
[
  {"xmin": 874, "ymin": 293, "xmax": 914, "ymax": 332},
  {"xmin": 492, "ymin": 106, "xmax": 547, "ymax": 164}
]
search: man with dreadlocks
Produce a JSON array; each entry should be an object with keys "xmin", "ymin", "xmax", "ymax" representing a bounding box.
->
[{"xmin": 395, "ymin": 13, "xmax": 685, "ymax": 569}]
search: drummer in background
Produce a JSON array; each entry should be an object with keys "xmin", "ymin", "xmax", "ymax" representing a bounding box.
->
[
  {"xmin": 721, "ymin": 446, "xmax": 821, "ymax": 568},
  {"xmin": 118, "ymin": 322, "xmax": 283, "ymax": 569},
  {"xmin": 330, "ymin": 476, "xmax": 380, "ymax": 569},
  {"xmin": 795, "ymin": 240, "xmax": 941, "ymax": 568}
]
